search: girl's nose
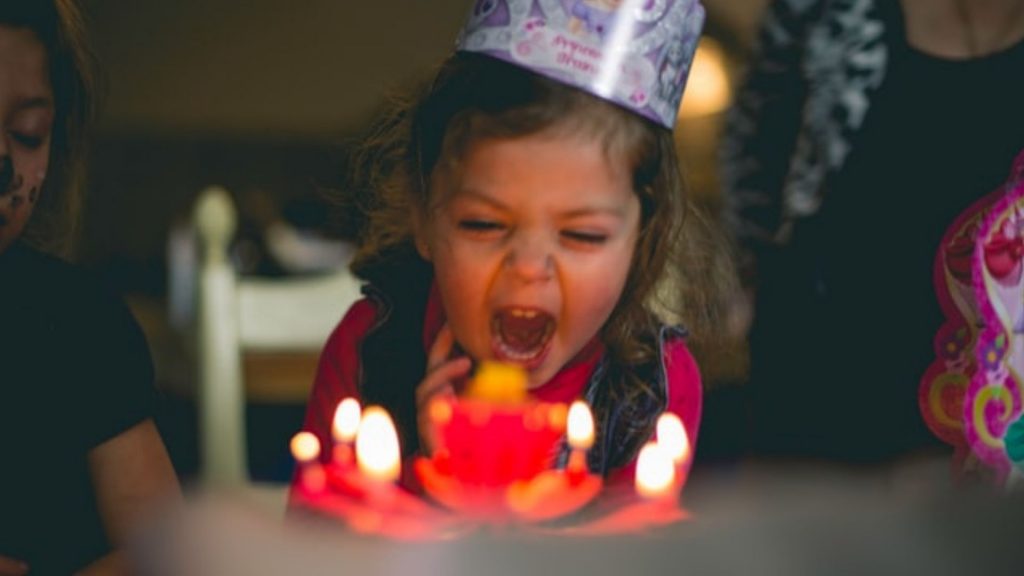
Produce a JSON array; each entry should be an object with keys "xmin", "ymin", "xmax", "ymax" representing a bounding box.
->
[{"xmin": 504, "ymin": 233, "xmax": 554, "ymax": 282}]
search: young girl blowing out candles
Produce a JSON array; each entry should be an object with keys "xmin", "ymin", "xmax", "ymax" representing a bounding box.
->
[{"xmin": 292, "ymin": 0, "xmax": 730, "ymax": 494}]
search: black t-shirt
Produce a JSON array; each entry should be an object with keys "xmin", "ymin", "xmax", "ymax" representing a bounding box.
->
[
  {"xmin": 749, "ymin": 14, "xmax": 1024, "ymax": 461},
  {"xmin": 0, "ymin": 242, "xmax": 156, "ymax": 574}
]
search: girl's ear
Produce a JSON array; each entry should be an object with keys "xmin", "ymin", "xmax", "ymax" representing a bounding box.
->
[{"xmin": 413, "ymin": 213, "xmax": 432, "ymax": 261}]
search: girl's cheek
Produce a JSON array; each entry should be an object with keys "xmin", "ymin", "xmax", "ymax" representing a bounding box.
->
[
  {"xmin": 20, "ymin": 158, "xmax": 47, "ymax": 206},
  {"xmin": 27, "ymin": 154, "xmax": 48, "ymax": 189},
  {"xmin": 0, "ymin": 162, "xmax": 46, "ymax": 233}
]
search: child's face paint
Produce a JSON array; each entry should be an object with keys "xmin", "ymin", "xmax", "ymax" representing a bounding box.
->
[
  {"xmin": 420, "ymin": 130, "xmax": 640, "ymax": 389},
  {"xmin": 0, "ymin": 25, "xmax": 54, "ymax": 254}
]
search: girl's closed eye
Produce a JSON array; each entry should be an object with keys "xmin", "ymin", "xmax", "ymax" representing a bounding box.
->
[
  {"xmin": 10, "ymin": 109, "xmax": 54, "ymax": 151},
  {"xmin": 12, "ymin": 132, "xmax": 46, "ymax": 149},
  {"xmin": 561, "ymin": 229, "xmax": 609, "ymax": 245},
  {"xmin": 458, "ymin": 218, "xmax": 506, "ymax": 235}
]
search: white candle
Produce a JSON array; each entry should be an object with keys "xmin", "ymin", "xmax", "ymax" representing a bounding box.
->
[
  {"xmin": 566, "ymin": 401, "xmax": 595, "ymax": 482},
  {"xmin": 634, "ymin": 442, "xmax": 676, "ymax": 500},
  {"xmin": 333, "ymin": 398, "xmax": 362, "ymax": 443},
  {"xmin": 567, "ymin": 401, "xmax": 595, "ymax": 450},
  {"xmin": 655, "ymin": 413, "xmax": 691, "ymax": 466},
  {"xmin": 332, "ymin": 398, "xmax": 361, "ymax": 466},
  {"xmin": 355, "ymin": 406, "xmax": 402, "ymax": 483}
]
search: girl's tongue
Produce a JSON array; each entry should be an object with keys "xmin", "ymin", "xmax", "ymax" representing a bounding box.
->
[{"xmin": 493, "ymin": 309, "xmax": 554, "ymax": 359}]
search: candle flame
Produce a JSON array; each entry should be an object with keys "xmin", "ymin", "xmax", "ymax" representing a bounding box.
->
[
  {"xmin": 333, "ymin": 398, "xmax": 362, "ymax": 443},
  {"xmin": 290, "ymin": 431, "xmax": 321, "ymax": 464},
  {"xmin": 465, "ymin": 361, "xmax": 528, "ymax": 403},
  {"xmin": 635, "ymin": 442, "xmax": 675, "ymax": 499},
  {"xmin": 656, "ymin": 413, "xmax": 691, "ymax": 465},
  {"xmin": 567, "ymin": 400, "xmax": 595, "ymax": 450},
  {"xmin": 355, "ymin": 406, "xmax": 401, "ymax": 483}
]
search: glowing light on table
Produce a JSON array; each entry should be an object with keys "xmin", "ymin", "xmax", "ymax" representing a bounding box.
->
[
  {"xmin": 291, "ymin": 431, "xmax": 321, "ymax": 463},
  {"xmin": 634, "ymin": 442, "xmax": 675, "ymax": 500},
  {"xmin": 290, "ymin": 431, "xmax": 326, "ymax": 492},
  {"xmin": 356, "ymin": 406, "xmax": 401, "ymax": 483}
]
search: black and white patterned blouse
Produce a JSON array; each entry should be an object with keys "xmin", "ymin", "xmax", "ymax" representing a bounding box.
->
[{"xmin": 721, "ymin": 0, "xmax": 889, "ymax": 253}]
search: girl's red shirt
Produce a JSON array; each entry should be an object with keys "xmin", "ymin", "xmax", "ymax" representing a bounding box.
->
[{"xmin": 292, "ymin": 284, "xmax": 702, "ymax": 495}]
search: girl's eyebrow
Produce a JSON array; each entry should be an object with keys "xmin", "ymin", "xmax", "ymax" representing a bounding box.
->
[
  {"xmin": 455, "ymin": 188, "xmax": 510, "ymax": 210},
  {"xmin": 457, "ymin": 188, "xmax": 628, "ymax": 218},
  {"xmin": 561, "ymin": 206, "xmax": 629, "ymax": 219}
]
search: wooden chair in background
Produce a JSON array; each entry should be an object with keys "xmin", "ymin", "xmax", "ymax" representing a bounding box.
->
[{"xmin": 192, "ymin": 186, "xmax": 362, "ymax": 510}]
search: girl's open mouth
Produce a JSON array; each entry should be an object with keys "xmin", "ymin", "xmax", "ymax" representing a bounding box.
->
[{"xmin": 491, "ymin": 307, "xmax": 555, "ymax": 369}]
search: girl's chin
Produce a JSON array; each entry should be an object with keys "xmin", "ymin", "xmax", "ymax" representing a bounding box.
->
[
  {"xmin": 524, "ymin": 371, "xmax": 556, "ymax": 390},
  {"xmin": 524, "ymin": 356, "xmax": 562, "ymax": 390}
]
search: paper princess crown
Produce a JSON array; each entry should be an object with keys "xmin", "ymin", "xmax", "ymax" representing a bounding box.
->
[{"xmin": 456, "ymin": 0, "xmax": 706, "ymax": 129}]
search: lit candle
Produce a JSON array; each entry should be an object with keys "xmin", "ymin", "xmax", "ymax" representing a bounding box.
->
[
  {"xmin": 355, "ymin": 406, "xmax": 402, "ymax": 484},
  {"xmin": 332, "ymin": 398, "xmax": 361, "ymax": 466},
  {"xmin": 566, "ymin": 400, "xmax": 595, "ymax": 484},
  {"xmin": 290, "ymin": 431, "xmax": 326, "ymax": 492},
  {"xmin": 634, "ymin": 442, "xmax": 676, "ymax": 501},
  {"xmin": 655, "ymin": 413, "xmax": 691, "ymax": 466}
]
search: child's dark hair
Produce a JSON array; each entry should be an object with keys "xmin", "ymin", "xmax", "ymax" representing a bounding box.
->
[
  {"xmin": 346, "ymin": 52, "xmax": 732, "ymax": 465},
  {"xmin": 1, "ymin": 0, "xmax": 99, "ymax": 258}
]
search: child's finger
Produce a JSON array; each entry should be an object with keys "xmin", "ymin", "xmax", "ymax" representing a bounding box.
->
[
  {"xmin": 426, "ymin": 324, "xmax": 456, "ymax": 370},
  {"xmin": 416, "ymin": 357, "xmax": 471, "ymax": 408}
]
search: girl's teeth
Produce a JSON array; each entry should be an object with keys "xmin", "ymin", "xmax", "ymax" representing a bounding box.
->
[
  {"xmin": 496, "ymin": 338, "xmax": 546, "ymax": 361},
  {"xmin": 492, "ymin": 308, "xmax": 554, "ymax": 363}
]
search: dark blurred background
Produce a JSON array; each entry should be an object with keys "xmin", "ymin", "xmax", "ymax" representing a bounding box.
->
[{"xmin": 79, "ymin": 0, "xmax": 767, "ymax": 484}]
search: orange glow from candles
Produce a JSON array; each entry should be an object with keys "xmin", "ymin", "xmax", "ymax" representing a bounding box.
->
[
  {"xmin": 634, "ymin": 442, "xmax": 675, "ymax": 499},
  {"xmin": 355, "ymin": 406, "xmax": 401, "ymax": 483},
  {"xmin": 290, "ymin": 431, "xmax": 321, "ymax": 463},
  {"xmin": 656, "ymin": 413, "xmax": 690, "ymax": 465},
  {"xmin": 428, "ymin": 397, "xmax": 453, "ymax": 426},
  {"xmin": 567, "ymin": 401, "xmax": 594, "ymax": 450},
  {"xmin": 333, "ymin": 398, "xmax": 362, "ymax": 443}
]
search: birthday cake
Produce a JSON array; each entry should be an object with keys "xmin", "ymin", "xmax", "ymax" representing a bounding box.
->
[{"xmin": 290, "ymin": 361, "xmax": 691, "ymax": 539}]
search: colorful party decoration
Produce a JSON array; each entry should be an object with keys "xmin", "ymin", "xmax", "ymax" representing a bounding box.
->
[{"xmin": 922, "ymin": 150, "xmax": 1024, "ymax": 485}]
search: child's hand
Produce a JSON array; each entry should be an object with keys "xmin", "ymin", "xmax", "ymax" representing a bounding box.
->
[
  {"xmin": 0, "ymin": 554, "xmax": 28, "ymax": 576},
  {"xmin": 417, "ymin": 324, "xmax": 472, "ymax": 455}
]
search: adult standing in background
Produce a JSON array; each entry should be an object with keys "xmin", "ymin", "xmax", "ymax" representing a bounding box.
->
[
  {"xmin": 721, "ymin": 0, "xmax": 1024, "ymax": 461},
  {"xmin": 1, "ymin": 2, "xmax": 180, "ymax": 574}
]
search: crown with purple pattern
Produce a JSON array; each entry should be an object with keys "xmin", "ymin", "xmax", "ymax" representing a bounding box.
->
[{"xmin": 456, "ymin": 0, "xmax": 705, "ymax": 129}]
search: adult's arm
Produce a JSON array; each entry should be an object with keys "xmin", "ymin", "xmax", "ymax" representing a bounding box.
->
[
  {"xmin": 79, "ymin": 420, "xmax": 181, "ymax": 576},
  {"xmin": 719, "ymin": 0, "xmax": 816, "ymax": 284}
]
